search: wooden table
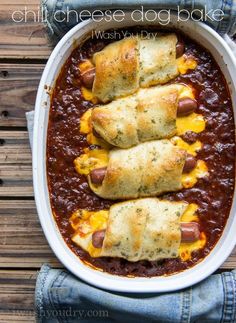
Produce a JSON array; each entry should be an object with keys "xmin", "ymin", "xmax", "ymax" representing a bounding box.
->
[{"xmin": 0, "ymin": 1, "xmax": 235, "ymax": 322}]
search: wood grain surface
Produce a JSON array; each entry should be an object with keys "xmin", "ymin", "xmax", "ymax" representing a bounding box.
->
[
  {"xmin": 0, "ymin": 64, "xmax": 44, "ymax": 127},
  {"xmin": 0, "ymin": 1, "xmax": 52, "ymax": 59},
  {"xmin": 0, "ymin": 0, "xmax": 235, "ymax": 321},
  {"xmin": 0, "ymin": 1, "xmax": 51, "ymax": 319},
  {"xmin": 0, "ymin": 270, "xmax": 36, "ymax": 322}
]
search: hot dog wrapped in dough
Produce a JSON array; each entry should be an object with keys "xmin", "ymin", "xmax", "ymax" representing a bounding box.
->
[
  {"xmin": 74, "ymin": 140, "xmax": 187, "ymax": 200},
  {"xmin": 91, "ymin": 34, "xmax": 180, "ymax": 102},
  {"xmin": 71, "ymin": 198, "xmax": 201, "ymax": 262},
  {"xmin": 92, "ymin": 37, "xmax": 140, "ymax": 103},
  {"xmin": 91, "ymin": 84, "xmax": 198, "ymax": 148}
]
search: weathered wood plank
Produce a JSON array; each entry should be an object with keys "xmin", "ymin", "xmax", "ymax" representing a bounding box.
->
[
  {"xmin": 0, "ymin": 64, "xmax": 44, "ymax": 127},
  {"xmin": 0, "ymin": 131, "xmax": 33, "ymax": 196},
  {"xmin": 0, "ymin": 200, "xmax": 235, "ymax": 269},
  {"xmin": 0, "ymin": 200, "xmax": 61, "ymax": 268},
  {"xmin": 0, "ymin": 164, "xmax": 33, "ymax": 197},
  {"xmin": 0, "ymin": 131, "xmax": 31, "ymax": 164},
  {"xmin": 0, "ymin": 270, "xmax": 36, "ymax": 322},
  {"xmin": 0, "ymin": 2, "xmax": 52, "ymax": 59}
]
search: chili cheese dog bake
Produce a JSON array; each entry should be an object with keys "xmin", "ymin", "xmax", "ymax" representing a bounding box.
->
[{"xmin": 47, "ymin": 28, "xmax": 235, "ymax": 277}]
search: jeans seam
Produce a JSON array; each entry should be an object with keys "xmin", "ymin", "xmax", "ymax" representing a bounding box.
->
[
  {"xmin": 181, "ymin": 289, "xmax": 191, "ymax": 323},
  {"xmin": 52, "ymin": 270, "xmax": 69, "ymax": 323},
  {"xmin": 35, "ymin": 264, "xmax": 51, "ymax": 323},
  {"xmin": 221, "ymin": 272, "xmax": 235, "ymax": 323},
  {"xmin": 231, "ymin": 272, "xmax": 236, "ymax": 322}
]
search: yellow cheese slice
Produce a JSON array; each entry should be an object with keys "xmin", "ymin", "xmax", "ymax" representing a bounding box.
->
[
  {"xmin": 179, "ymin": 233, "xmax": 206, "ymax": 261},
  {"xmin": 80, "ymin": 109, "xmax": 92, "ymax": 134},
  {"xmin": 79, "ymin": 59, "xmax": 94, "ymax": 73},
  {"xmin": 70, "ymin": 209, "xmax": 108, "ymax": 257},
  {"xmin": 80, "ymin": 109, "xmax": 110, "ymax": 147},
  {"xmin": 182, "ymin": 160, "xmax": 209, "ymax": 188},
  {"xmin": 179, "ymin": 203, "xmax": 206, "ymax": 261},
  {"xmin": 181, "ymin": 203, "xmax": 199, "ymax": 222},
  {"xmin": 74, "ymin": 148, "xmax": 109, "ymax": 175},
  {"xmin": 81, "ymin": 87, "xmax": 98, "ymax": 104},
  {"xmin": 177, "ymin": 55, "xmax": 197, "ymax": 74},
  {"xmin": 171, "ymin": 136, "xmax": 202, "ymax": 156},
  {"xmin": 175, "ymin": 84, "xmax": 195, "ymax": 99},
  {"xmin": 176, "ymin": 113, "xmax": 205, "ymax": 135},
  {"xmin": 171, "ymin": 136, "xmax": 208, "ymax": 188}
]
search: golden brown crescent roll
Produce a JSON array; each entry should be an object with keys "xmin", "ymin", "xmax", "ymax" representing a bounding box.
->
[
  {"xmin": 139, "ymin": 34, "xmax": 179, "ymax": 87},
  {"xmin": 71, "ymin": 198, "xmax": 188, "ymax": 261},
  {"xmin": 92, "ymin": 37, "xmax": 139, "ymax": 103},
  {"xmin": 92, "ymin": 34, "xmax": 179, "ymax": 102},
  {"xmin": 91, "ymin": 85, "xmax": 179, "ymax": 148},
  {"xmin": 88, "ymin": 140, "xmax": 186, "ymax": 200}
]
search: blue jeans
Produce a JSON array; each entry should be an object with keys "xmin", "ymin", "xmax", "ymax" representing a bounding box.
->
[{"xmin": 35, "ymin": 264, "xmax": 236, "ymax": 323}]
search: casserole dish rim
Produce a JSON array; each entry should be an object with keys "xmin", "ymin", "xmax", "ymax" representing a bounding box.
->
[{"xmin": 33, "ymin": 12, "xmax": 236, "ymax": 292}]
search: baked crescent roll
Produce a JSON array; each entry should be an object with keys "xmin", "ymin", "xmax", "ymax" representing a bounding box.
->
[
  {"xmin": 139, "ymin": 34, "xmax": 179, "ymax": 87},
  {"xmin": 71, "ymin": 198, "xmax": 188, "ymax": 261},
  {"xmin": 91, "ymin": 85, "xmax": 179, "ymax": 148},
  {"xmin": 87, "ymin": 140, "xmax": 186, "ymax": 200},
  {"xmin": 92, "ymin": 34, "xmax": 179, "ymax": 102},
  {"xmin": 92, "ymin": 37, "xmax": 139, "ymax": 103}
]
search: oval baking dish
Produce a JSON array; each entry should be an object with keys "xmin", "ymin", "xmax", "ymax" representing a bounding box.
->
[{"xmin": 33, "ymin": 12, "xmax": 236, "ymax": 292}]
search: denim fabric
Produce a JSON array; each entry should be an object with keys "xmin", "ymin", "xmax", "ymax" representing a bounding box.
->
[
  {"xmin": 35, "ymin": 264, "xmax": 236, "ymax": 323},
  {"xmin": 41, "ymin": 0, "xmax": 236, "ymax": 43}
]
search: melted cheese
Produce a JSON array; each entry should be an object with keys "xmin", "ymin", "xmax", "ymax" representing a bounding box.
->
[
  {"xmin": 175, "ymin": 84, "xmax": 195, "ymax": 99},
  {"xmin": 181, "ymin": 203, "xmax": 199, "ymax": 222},
  {"xmin": 81, "ymin": 87, "xmax": 98, "ymax": 104},
  {"xmin": 70, "ymin": 209, "xmax": 108, "ymax": 232},
  {"xmin": 177, "ymin": 55, "xmax": 197, "ymax": 74},
  {"xmin": 78, "ymin": 86, "xmax": 208, "ymax": 191},
  {"xmin": 171, "ymin": 136, "xmax": 202, "ymax": 156},
  {"xmin": 70, "ymin": 209, "xmax": 108, "ymax": 257},
  {"xmin": 79, "ymin": 59, "xmax": 94, "ymax": 73},
  {"xmin": 176, "ymin": 113, "xmax": 205, "ymax": 135},
  {"xmin": 86, "ymin": 133, "xmax": 104, "ymax": 146},
  {"xmin": 179, "ymin": 232, "xmax": 206, "ymax": 261},
  {"xmin": 171, "ymin": 136, "xmax": 208, "ymax": 187},
  {"xmin": 74, "ymin": 148, "xmax": 109, "ymax": 175},
  {"xmin": 87, "ymin": 241, "xmax": 103, "ymax": 257},
  {"xmin": 70, "ymin": 204, "xmax": 205, "ymax": 260},
  {"xmin": 182, "ymin": 159, "xmax": 209, "ymax": 188},
  {"xmin": 81, "ymin": 85, "xmax": 204, "ymax": 145},
  {"xmin": 179, "ymin": 203, "xmax": 206, "ymax": 261},
  {"xmin": 79, "ymin": 60, "xmax": 98, "ymax": 104},
  {"xmin": 80, "ymin": 109, "xmax": 110, "ymax": 147},
  {"xmin": 80, "ymin": 109, "xmax": 92, "ymax": 134}
]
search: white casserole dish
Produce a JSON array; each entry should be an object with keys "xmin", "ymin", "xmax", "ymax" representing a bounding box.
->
[{"xmin": 33, "ymin": 12, "xmax": 236, "ymax": 293}]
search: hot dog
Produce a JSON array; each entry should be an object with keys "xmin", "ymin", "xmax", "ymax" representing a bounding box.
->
[
  {"xmin": 81, "ymin": 40, "xmax": 185, "ymax": 90},
  {"xmin": 183, "ymin": 155, "xmax": 197, "ymax": 173},
  {"xmin": 92, "ymin": 222, "xmax": 200, "ymax": 248},
  {"xmin": 181, "ymin": 222, "xmax": 200, "ymax": 242},
  {"xmin": 177, "ymin": 98, "xmax": 198, "ymax": 117},
  {"xmin": 90, "ymin": 167, "xmax": 106, "ymax": 185},
  {"xmin": 90, "ymin": 154, "xmax": 197, "ymax": 185},
  {"xmin": 92, "ymin": 229, "xmax": 106, "ymax": 248},
  {"xmin": 81, "ymin": 68, "xmax": 95, "ymax": 89},
  {"xmin": 176, "ymin": 41, "xmax": 185, "ymax": 58}
]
